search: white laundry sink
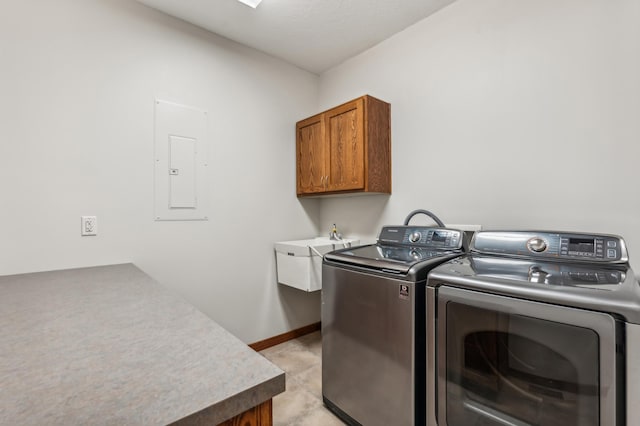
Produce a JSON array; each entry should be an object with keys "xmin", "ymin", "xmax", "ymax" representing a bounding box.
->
[{"xmin": 274, "ymin": 237, "xmax": 359, "ymax": 292}]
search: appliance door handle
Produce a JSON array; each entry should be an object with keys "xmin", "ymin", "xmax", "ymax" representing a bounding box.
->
[{"xmin": 437, "ymin": 286, "xmax": 616, "ymax": 329}]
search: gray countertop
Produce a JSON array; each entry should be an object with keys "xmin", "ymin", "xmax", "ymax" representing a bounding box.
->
[{"xmin": 0, "ymin": 264, "xmax": 284, "ymax": 425}]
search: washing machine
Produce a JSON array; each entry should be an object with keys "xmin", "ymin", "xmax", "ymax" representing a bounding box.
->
[
  {"xmin": 426, "ymin": 230, "xmax": 640, "ymax": 426},
  {"xmin": 322, "ymin": 224, "xmax": 465, "ymax": 426}
]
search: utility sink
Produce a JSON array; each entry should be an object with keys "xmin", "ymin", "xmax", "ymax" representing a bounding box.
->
[{"xmin": 274, "ymin": 237, "xmax": 359, "ymax": 292}]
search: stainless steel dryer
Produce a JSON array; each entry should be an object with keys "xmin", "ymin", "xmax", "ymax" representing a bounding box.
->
[
  {"xmin": 426, "ymin": 231, "xmax": 640, "ymax": 426},
  {"xmin": 322, "ymin": 225, "xmax": 465, "ymax": 426}
]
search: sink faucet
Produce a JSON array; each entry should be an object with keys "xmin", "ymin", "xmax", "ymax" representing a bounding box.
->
[{"xmin": 329, "ymin": 224, "xmax": 342, "ymax": 241}]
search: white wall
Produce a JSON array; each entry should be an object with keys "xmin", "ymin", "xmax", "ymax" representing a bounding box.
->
[
  {"xmin": 2, "ymin": 0, "xmax": 639, "ymax": 344},
  {"xmin": 318, "ymin": 0, "xmax": 640, "ymax": 270},
  {"xmin": 0, "ymin": 0, "xmax": 323, "ymax": 342}
]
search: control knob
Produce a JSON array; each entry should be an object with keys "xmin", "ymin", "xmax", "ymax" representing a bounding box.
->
[
  {"xmin": 527, "ymin": 237, "xmax": 548, "ymax": 253},
  {"xmin": 409, "ymin": 232, "xmax": 422, "ymax": 243}
]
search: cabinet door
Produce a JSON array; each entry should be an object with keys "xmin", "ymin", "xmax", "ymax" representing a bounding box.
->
[
  {"xmin": 296, "ymin": 114, "xmax": 327, "ymax": 194},
  {"xmin": 326, "ymin": 98, "xmax": 365, "ymax": 192}
]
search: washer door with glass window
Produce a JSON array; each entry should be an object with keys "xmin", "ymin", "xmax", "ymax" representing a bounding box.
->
[{"xmin": 436, "ymin": 286, "xmax": 621, "ymax": 426}]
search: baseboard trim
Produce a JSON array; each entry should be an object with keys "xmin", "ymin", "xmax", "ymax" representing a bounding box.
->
[{"xmin": 249, "ymin": 322, "xmax": 321, "ymax": 352}]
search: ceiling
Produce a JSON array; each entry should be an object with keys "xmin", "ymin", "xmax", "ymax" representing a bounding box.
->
[{"xmin": 136, "ymin": 0, "xmax": 457, "ymax": 74}]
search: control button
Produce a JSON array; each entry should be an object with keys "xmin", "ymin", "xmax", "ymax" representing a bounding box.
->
[
  {"xmin": 409, "ymin": 232, "xmax": 422, "ymax": 243},
  {"xmin": 527, "ymin": 237, "xmax": 548, "ymax": 253},
  {"xmin": 607, "ymin": 241, "xmax": 617, "ymax": 248},
  {"xmin": 607, "ymin": 249, "xmax": 617, "ymax": 258}
]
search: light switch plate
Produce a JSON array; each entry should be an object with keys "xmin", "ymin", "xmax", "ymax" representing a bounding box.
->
[{"xmin": 81, "ymin": 216, "xmax": 97, "ymax": 236}]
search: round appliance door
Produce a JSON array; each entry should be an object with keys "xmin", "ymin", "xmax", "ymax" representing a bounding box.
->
[{"xmin": 435, "ymin": 286, "xmax": 621, "ymax": 426}]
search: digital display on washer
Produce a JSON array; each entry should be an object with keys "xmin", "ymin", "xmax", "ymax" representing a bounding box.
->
[
  {"xmin": 568, "ymin": 238, "xmax": 595, "ymax": 254},
  {"xmin": 432, "ymin": 231, "xmax": 447, "ymax": 242}
]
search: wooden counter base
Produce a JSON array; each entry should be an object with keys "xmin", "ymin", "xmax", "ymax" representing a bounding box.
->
[{"xmin": 218, "ymin": 399, "xmax": 272, "ymax": 426}]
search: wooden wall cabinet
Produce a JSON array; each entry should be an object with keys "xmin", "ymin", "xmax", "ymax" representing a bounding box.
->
[{"xmin": 296, "ymin": 95, "xmax": 391, "ymax": 197}]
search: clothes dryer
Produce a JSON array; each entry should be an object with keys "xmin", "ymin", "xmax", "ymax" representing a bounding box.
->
[{"xmin": 426, "ymin": 231, "xmax": 640, "ymax": 426}]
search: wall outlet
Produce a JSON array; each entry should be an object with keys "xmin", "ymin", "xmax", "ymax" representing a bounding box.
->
[{"xmin": 81, "ymin": 216, "xmax": 97, "ymax": 236}]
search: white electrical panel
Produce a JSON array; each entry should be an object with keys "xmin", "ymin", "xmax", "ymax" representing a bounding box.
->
[
  {"xmin": 154, "ymin": 100, "xmax": 208, "ymax": 221},
  {"xmin": 169, "ymin": 135, "xmax": 197, "ymax": 208}
]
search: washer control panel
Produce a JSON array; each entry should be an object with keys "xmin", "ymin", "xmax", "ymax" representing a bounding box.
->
[
  {"xmin": 472, "ymin": 231, "xmax": 628, "ymax": 263},
  {"xmin": 378, "ymin": 226, "xmax": 463, "ymax": 250}
]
